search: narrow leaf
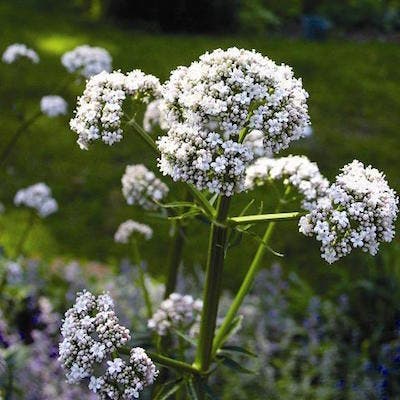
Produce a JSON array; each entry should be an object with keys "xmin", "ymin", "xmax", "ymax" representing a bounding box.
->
[
  {"xmin": 153, "ymin": 379, "xmax": 183, "ymax": 400},
  {"xmin": 218, "ymin": 355, "xmax": 255, "ymax": 374},
  {"xmin": 220, "ymin": 345, "xmax": 257, "ymax": 358}
]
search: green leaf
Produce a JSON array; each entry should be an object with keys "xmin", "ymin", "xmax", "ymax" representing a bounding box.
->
[
  {"xmin": 208, "ymin": 193, "xmax": 218, "ymax": 206},
  {"xmin": 220, "ymin": 345, "xmax": 257, "ymax": 358},
  {"xmin": 217, "ymin": 355, "xmax": 255, "ymax": 374},
  {"xmin": 153, "ymin": 379, "xmax": 184, "ymax": 400},
  {"xmin": 173, "ymin": 328, "xmax": 197, "ymax": 347},
  {"xmin": 218, "ymin": 315, "xmax": 243, "ymax": 348},
  {"xmin": 199, "ymin": 381, "xmax": 220, "ymax": 400}
]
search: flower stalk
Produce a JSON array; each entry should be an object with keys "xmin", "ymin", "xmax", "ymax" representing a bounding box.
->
[
  {"xmin": 194, "ymin": 196, "xmax": 231, "ymax": 373},
  {"xmin": 213, "ymin": 187, "xmax": 293, "ymax": 354}
]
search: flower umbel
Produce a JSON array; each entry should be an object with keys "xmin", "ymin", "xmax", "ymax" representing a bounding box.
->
[
  {"xmin": 61, "ymin": 45, "xmax": 112, "ymax": 78},
  {"xmin": 299, "ymin": 160, "xmax": 399, "ymax": 263},
  {"xmin": 14, "ymin": 182, "xmax": 58, "ymax": 217},
  {"xmin": 158, "ymin": 47, "xmax": 309, "ymax": 195},
  {"xmin": 70, "ymin": 70, "xmax": 161, "ymax": 149},
  {"xmin": 2, "ymin": 43, "xmax": 39, "ymax": 64},
  {"xmin": 114, "ymin": 220, "xmax": 153, "ymax": 243},
  {"xmin": 245, "ymin": 155, "xmax": 329, "ymax": 211},
  {"xmin": 148, "ymin": 293, "xmax": 203, "ymax": 336},
  {"xmin": 122, "ymin": 164, "xmax": 169, "ymax": 210},
  {"xmin": 40, "ymin": 95, "xmax": 68, "ymax": 117}
]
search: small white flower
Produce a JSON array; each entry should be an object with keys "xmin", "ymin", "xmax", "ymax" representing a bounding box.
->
[
  {"xmin": 114, "ymin": 220, "xmax": 153, "ymax": 244},
  {"xmin": 148, "ymin": 293, "xmax": 202, "ymax": 336},
  {"xmin": 40, "ymin": 95, "xmax": 68, "ymax": 117},
  {"xmin": 14, "ymin": 183, "xmax": 58, "ymax": 218},
  {"xmin": 61, "ymin": 45, "xmax": 112, "ymax": 78},
  {"xmin": 121, "ymin": 164, "xmax": 169, "ymax": 210},
  {"xmin": 2, "ymin": 43, "xmax": 39, "ymax": 64},
  {"xmin": 107, "ymin": 358, "xmax": 124, "ymax": 375}
]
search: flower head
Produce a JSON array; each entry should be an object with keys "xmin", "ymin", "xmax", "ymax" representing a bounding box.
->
[
  {"xmin": 245, "ymin": 155, "xmax": 329, "ymax": 211},
  {"xmin": 2, "ymin": 43, "xmax": 39, "ymax": 64},
  {"xmin": 148, "ymin": 293, "xmax": 203, "ymax": 336},
  {"xmin": 61, "ymin": 45, "xmax": 112, "ymax": 78},
  {"xmin": 40, "ymin": 95, "xmax": 68, "ymax": 117},
  {"xmin": 14, "ymin": 183, "xmax": 58, "ymax": 217},
  {"xmin": 114, "ymin": 220, "xmax": 153, "ymax": 243},
  {"xmin": 158, "ymin": 47, "xmax": 309, "ymax": 195},
  {"xmin": 122, "ymin": 164, "xmax": 169, "ymax": 210},
  {"xmin": 299, "ymin": 160, "xmax": 399, "ymax": 263},
  {"xmin": 70, "ymin": 70, "xmax": 161, "ymax": 149},
  {"xmin": 158, "ymin": 124, "xmax": 252, "ymax": 195},
  {"xmin": 58, "ymin": 291, "xmax": 131, "ymax": 383}
]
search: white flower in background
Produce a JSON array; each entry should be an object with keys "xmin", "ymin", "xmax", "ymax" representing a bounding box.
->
[
  {"xmin": 159, "ymin": 47, "xmax": 309, "ymax": 195},
  {"xmin": 5, "ymin": 260, "xmax": 23, "ymax": 284},
  {"xmin": 2, "ymin": 43, "xmax": 39, "ymax": 64},
  {"xmin": 59, "ymin": 291, "xmax": 131, "ymax": 383},
  {"xmin": 148, "ymin": 293, "xmax": 203, "ymax": 336},
  {"xmin": 122, "ymin": 164, "xmax": 169, "ymax": 210},
  {"xmin": 245, "ymin": 155, "xmax": 329, "ymax": 211},
  {"xmin": 70, "ymin": 70, "xmax": 161, "ymax": 149},
  {"xmin": 143, "ymin": 99, "xmax": 168, "ymax": 132},
  {"xmin": 299, "ymin": 160, "xmax": 399, "ymax": 264},
  {"xmin": 114, "ymin": 220, "xmax": 153, "ymax": 243},
  {"xmin": 40, "ymin": 95, "xmax": 68, "ymax": 117},
  {"xmin": 61, "ymin": 45, "xmax": 112, "ymax": 78},
  {"xmin": 158, "ymin": 123, "xmax": 253, "ymax": 195},
  {"xmin": 14, "ymin": 182, "xmax": 58, "ymax": 217}
]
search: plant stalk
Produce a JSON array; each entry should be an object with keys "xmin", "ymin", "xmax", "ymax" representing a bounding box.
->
[
  {"xmin": 212, "ymin": 187, "xmax": 293, "ymax": 354},
  {"xmin": 164, "ymin": 222, "xmax": 186, "ymax": 298},
  {"xmin": 132, "ymin": 239, "xmax": 153, "ymax": 318},
  {"xmin": 194, "ymin": 196, "xmax": 231, "ymax": 373},
  {"xmin": 15, "ymin": 209, "xmax": 36, "ymax": 257},
  {"xmin": 0, "ymin": 110, "xmax": 42, "ymax": 166}
]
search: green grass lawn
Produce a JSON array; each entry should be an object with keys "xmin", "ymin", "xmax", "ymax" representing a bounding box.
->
[{"xmin": 0, "ymin": 2, "xmax": 399, "ymax": 291}]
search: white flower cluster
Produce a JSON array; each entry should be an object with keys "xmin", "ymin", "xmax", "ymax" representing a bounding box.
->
[
  {"xmin": 148, "ymin": 293, "xmax": 203, "ymax": 336},
  {"xmin": 40, "ymin": 95, "xmax": 68, "ymax": 117},
  {"xmin": 61, "ymin": 45, "xmax": 112, "ymax": 78},
  {"xmin": 14, "ymin": 182, "xmax": 58, "ymax": 217},
  {"xmin": 59, "ymin": 291, "xmax": 131, "ymax": 383},
  {"xmin": 59, "ymin": 291, "xmax": 158, "ymax": 399},
  {"xmin": 2, "ymin": 43, "xmax": 39, "ymax": 64},
  {"xmin": 299, "ymin": 160, "xmax": 399, "ymax": 263},
  {"xmin": 70, "ymin": 70, "xmax": 161, "ymax": 149},
  {"xmin": 245, "ymin": 155, "xmax": 329, "ymax": 211},
  {"xmin": 143, "ymin": 99, "xmax": 168, "ymax": 133},
  {"xmin": 122, "ymin": 164, "xmax": 169, "ymax": 210},
  {"xmin": 159, "ymin": 47, "xmax": 309, "ymax": 195},
  {"xmin": 114, "ymin": 220, "xmax": 153, "ymax": 243},
  {"xmin": 88, "ymin": 348, "xmax": 158, "ymax": 399},
  {"xmin": 158, "ymin": 123, "xmax": 253, "ymax": 195}
]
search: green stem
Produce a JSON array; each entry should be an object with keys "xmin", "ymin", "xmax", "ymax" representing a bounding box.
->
[
  {"xmin": 229, "ymin": 211, "xmax": 303, "ymax": 225},
  {"xmin": 132, "ymin": 239, "xmax": 153, "ymax": 318},
  {"xmin": 164, "ymin": 222, "xmax": 186, "ymax": 299},
  {"xmin": 127, "ymin": 118, "xmax": 159, "ymax": 154},
  {"xmin": 0, "ymin": 110, "xmax": 42, "ymax": 166},
  {"xmin": 15, "ymin": 209, "xmax": 36, "ymax": 257},
  {"xmin": 194, "ymin": 196, "xmax": 231, "ymax": 373},
  {"xmin": 212, "ymin": 187, "xmax": 292, "ymax": 354},
  {"xmin": 120, "ymin": 346, "xmax": 200, "ymax": 375}
]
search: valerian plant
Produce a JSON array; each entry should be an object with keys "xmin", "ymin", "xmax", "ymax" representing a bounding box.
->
[{"xmin": 57, "ymin": 47, "xmax": 399, "ymax": 399}]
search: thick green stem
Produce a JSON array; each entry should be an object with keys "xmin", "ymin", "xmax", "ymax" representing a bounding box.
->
[
  {"xmin": 212, "ymin": 187, "xmax": 293, "ymax": 354},
  {"xmin": 194, "ymin": 196, "xmax": 231, "ymax": 373},
  {"xmin": 132, "ymin": 239, "xmax": 153, "ymax": 318},
  {"xmin": 164, "ymin": 222, "xmax": 186, "ymax": 298}
]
